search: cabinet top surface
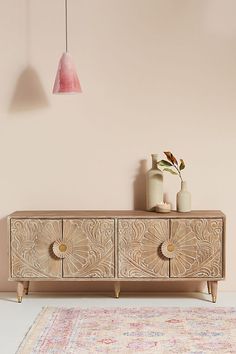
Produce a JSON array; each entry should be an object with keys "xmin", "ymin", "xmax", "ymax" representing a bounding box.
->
[{"xmin": 8, "ymin": 210, "xmax": 225, "ymax": 219}]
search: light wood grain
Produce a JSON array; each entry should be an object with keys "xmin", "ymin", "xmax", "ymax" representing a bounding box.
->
[
  {"xmin": 17, "ymin": 282, "xmax": 24, "ymax": 303},
  {"xmin": 9, "ymin": 277, "xmax": 224, "ymax": 282},
  {"xmin": 211, "ymin": 281, "xmax": 218, "ymax": 303},
  {"xmin": 8, "ymin": 210, "xmax": 225, "ymax": 219},
  {"xmin": 11, "ymin": 219, "xmax": 62, "ymax": 278},
  {"xmin": 207, "ymin": 281, "xmax": 211, "ymax": 294},
  {"xmin": 170, "ymin": 219, "xmax": 223, "ymax": 278},
  {"xmin": 8, "ymin": 210, "xmax": 225, "ymax": 302},
  {"xmin": 118, "ymin": 219, "xmax": 169, "ymax": 278},
  {"xmin": 23, "ymin": 281, "xmax": 29, "ymax": 295},
  {"xmin": 63, "ymin": 219, "xmax": 115, "ymax": 278}
]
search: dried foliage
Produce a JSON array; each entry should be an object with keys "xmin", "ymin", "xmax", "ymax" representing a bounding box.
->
[{"xmin": 158, "ymin": 151, "xmax": 185, "ymax": 181}]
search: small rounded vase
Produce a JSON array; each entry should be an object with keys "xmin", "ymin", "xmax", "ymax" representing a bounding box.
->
[{"xmin": 176, "ymin": 181, "xmax": 191, "ymax": 212}]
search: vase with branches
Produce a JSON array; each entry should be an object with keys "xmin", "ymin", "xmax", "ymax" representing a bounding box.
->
[{"xmin": 158, "ymin": 151, "xmax": 191, "ymax": 212}]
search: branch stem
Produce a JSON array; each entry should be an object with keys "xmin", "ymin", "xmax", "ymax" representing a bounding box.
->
[{"xmin": 173, "ymin": 164, "xmax": 183, "ymax": 182}]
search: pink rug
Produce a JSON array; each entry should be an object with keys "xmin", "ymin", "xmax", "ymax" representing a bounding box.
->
[{"xmin": 17, "ymin": 307, "xmax": 236, "ymax": 353}]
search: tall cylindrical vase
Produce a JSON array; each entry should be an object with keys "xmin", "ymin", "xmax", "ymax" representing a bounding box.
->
[
  {"xmin": 146, "ymin": 154, "xmax": 163, "ymax": 211},
  {"xmin": 176, "ymin": 181, "xmax": 191, "ymax": 212}
]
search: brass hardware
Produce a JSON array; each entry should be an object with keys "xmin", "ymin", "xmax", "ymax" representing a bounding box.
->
[
  {"xmin": 114, "ymin": 282, "xmax": 120, "ymax": 298},
  {"xmin": 52, "ymin": 239, "xmax": 72, "ymax": 258},
  {"xmin": 167, "ymin": 243, "xmax": 175, "ymax": 252},
  {"xmin": 161, "ymin": 241, "xmax": 177, "ymax": 259},
  {"xmin": 17, "ymin": 296, "xmax": 22, "ymax": 303},
  {"xmin": 59, "ymin": 244, "xmax": 67, "ymax": 252},
  {"xmin": 212, "ymin": 296, "xmax": 216, "ymax": 303}
]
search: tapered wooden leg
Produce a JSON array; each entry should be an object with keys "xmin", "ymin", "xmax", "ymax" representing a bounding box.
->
[
  {"xmin": 114, "ymin": 282, "xmax": 120, "ymax": 298},
  {"xmin": 17, "ymin": 282, "xmax": 24, "ymax": 303},
  {"xmin": 207, "ymin": 281, "xmax": 211, "ymax": 294},
  {"xmin": 24, "ymin": 281, "xmax": 30, "ymax": 295},
  {"xmin": 211, "ymin": 281, "xmax": 218, "ymax": 303}
]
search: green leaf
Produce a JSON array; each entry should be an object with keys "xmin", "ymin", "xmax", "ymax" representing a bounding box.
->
[
  {"xmin": 158, "ymin": 160, "xmax": 172, "ymax": 167},
  {"xmin": 163, "ymin": 168, "xmax": 178, "ymax": 175},
  {"xmin": 164, "ymin": 151, "xmax": 178, "ymax": 165},
  {"xmin": 179, "ymin": 159, "xmax": 185, "ymax": 170}
]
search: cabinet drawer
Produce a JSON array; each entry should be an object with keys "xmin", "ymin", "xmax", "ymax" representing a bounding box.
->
[
  {"xmin": 118, "ymin": 219, "xmax": 169, "ymax": 278},
  {"xmin": 10, "ymin": 219, "xmax": 62, "ymax": 278},
  {"xmin": 62, "ymin": 219, "xmax": 115, "ymax": 278},
  {"xmin": 169, "ymin": 219, "xmax": 223, "ymax": 278}
]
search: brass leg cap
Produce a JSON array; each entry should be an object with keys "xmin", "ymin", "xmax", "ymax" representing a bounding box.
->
[
  {"xmin": 212, "ymin": 296, "xmax": 216, "ymax": 303},
  {"xmin": 17, "ymin": 296, "xmax": 22, "ymax": 303}
]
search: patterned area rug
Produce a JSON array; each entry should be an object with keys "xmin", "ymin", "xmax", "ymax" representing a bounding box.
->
[{"xmin": 17, "ymin": 307, "xmax": 236, "ymax": 353}]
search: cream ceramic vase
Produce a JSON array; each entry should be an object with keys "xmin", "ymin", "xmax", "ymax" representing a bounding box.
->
[
  {"xmin": 146, "ymin": 154, "xmax": 163, "ymax": 211},
  {"xmin": 176, "ymin": 181, "xmax": 191, "ymax": 212}
]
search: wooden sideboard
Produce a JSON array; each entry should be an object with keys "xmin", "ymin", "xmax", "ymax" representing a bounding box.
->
[{"xmin": 8, "ymin": 210, "xmax": 225, "ymax": 303}]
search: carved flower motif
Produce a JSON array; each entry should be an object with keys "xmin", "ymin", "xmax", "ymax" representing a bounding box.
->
[
  {"xmin": 119, "ymin": 219, "xmax": 169, "ymax": 277},
  {"xmin": 170, "ymin": 220, "xmax": 198, "ymax": 277},
  {"xmin": 52, "ymin": 239, "xmax": 73, "ymax": 259},
  {"xmin": 161, "ymin": 241, "xmax": 178, "ymax": 259}
]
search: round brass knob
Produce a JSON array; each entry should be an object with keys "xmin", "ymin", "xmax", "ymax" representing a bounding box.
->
[
  {"xmin": 59, "ymin": 244, "xmax": 67, "ymax": 253},
  {"xmin": 52, "ymin": 239, "xmax": 72, "ymax": 259},
  {"xmin": 161, "ymin": 241, "xmax": 177, "ymax": 259}
]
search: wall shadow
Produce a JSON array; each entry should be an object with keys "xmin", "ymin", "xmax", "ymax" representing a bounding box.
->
[
  {"xmin": 133, "ymin": 159, "xmax": 147, "ymax": 210},
  {"xmin": 8, "ymin": 0, "xmax": 49, "ymax": 113},
  {"xmin": 9, "ymin": 65, "xmax": 49, "ymax": 113}
]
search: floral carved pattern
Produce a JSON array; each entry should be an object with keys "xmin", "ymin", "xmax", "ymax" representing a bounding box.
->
[
  {"xmin": 63, "ymin": 219, "xmax": 115, "ymax": 278},
  {"xmin": 118, "ymin": 219, "xmax": 169, "ymax": 278},
  {"xmin": 170, "ymin": 219, "xmax": 223, "ymax": 278},
  {"xmin": 11, "ymin": 219, "xmax": 62, "ymax": 278}
]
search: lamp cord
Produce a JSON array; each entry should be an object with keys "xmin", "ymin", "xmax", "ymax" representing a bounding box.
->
[{"xmin": 65, "ymin": 0, "xmax": 68, "ymax": 52}]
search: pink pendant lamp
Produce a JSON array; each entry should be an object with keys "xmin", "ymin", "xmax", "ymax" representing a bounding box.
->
[{"xmin": 53, "ymin": 0, "xmax": 82, "ymax": 94}]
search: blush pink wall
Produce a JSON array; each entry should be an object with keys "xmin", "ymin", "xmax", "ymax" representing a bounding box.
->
[{"xmin": 0, "ymin": 0, "xmax": 235, "ymax": 293}]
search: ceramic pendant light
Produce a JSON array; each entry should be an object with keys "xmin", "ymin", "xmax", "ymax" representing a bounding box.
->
[{"xmin": 53, "ymin": 0, "xmax": 82, "ymax": 94}]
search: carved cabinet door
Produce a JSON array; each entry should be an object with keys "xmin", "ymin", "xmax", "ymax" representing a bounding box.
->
[
  {"xmin": 169, "ymin": 219, "xmax": 223, "ymax": 278},
  {"xmin": 62, "ymin": 219, "xmax": 115, "ymax": 278},
  {"xmin": 11, "ymin": 219, "xmax": 62, "ymax": 278},
  {"xmin": 118, "ymin": 219, "xmax": 169, "ymax": 278}
]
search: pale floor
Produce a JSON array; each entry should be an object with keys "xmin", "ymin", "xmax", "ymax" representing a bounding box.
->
[{"xmin": 0, "ymin": 292, "xmax": 236, "ymax": 354}]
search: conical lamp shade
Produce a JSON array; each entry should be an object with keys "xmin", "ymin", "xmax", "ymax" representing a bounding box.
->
[{"xmin": 53, "ymin": 52, "xmax": 82, "ymax": 94}]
